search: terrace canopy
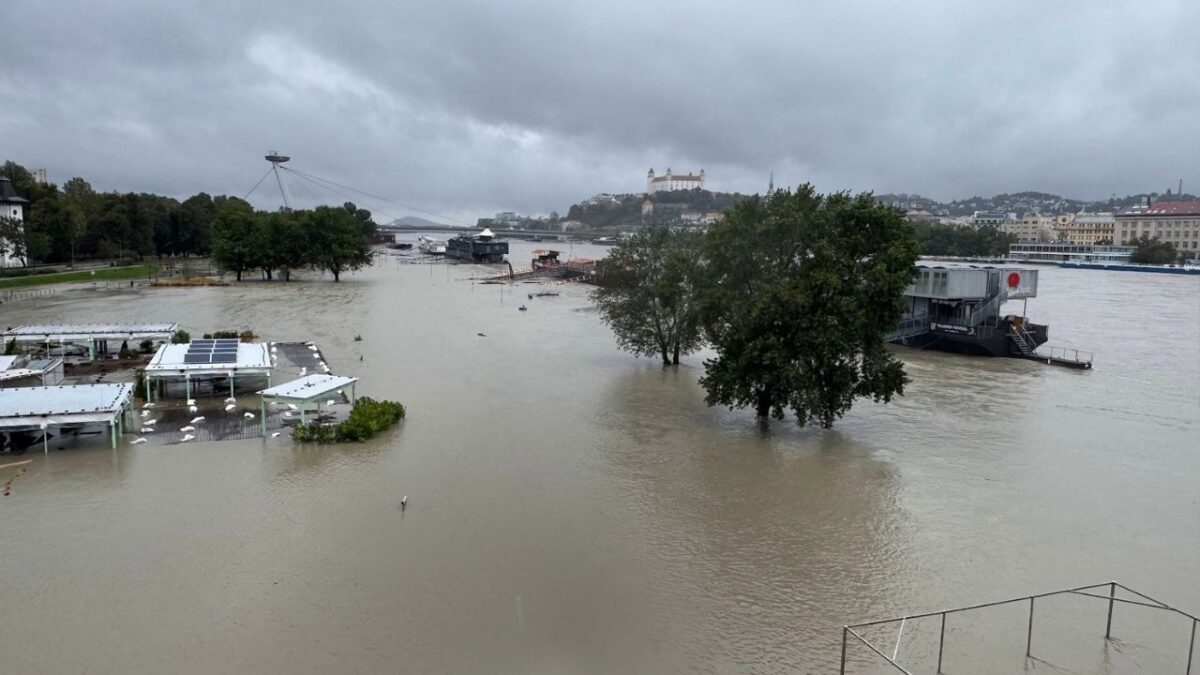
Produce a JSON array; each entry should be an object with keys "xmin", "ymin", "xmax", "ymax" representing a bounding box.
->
[
  {"xmin": 143, "ymin": 340, "xmax": 273, "ymax": 401},
  {"xmin": 256, "ymin": 374, "xmax": 358, "ymax": 435},
  {"xmin": 1, "ymin": 323, "xmax": 178, "ymax": 360},
  {"xmin": 0, "ymin": 383, "xmax": 134, "ymax": 452}
]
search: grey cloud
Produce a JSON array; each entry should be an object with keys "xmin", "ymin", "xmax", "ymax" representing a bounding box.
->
[{"xmin": 2, "ymin": 0, "xmax": 1197, "ymax": 223}]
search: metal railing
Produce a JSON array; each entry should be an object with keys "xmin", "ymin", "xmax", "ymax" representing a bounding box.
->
[
  {"xmin": 841, "ymin": 581, "xmax": 1199, "ymax": 674},
  {"xmin": 886, "ymin": 315, "xmax": 930, "ymax": 341},
  {"xmin": 1036, "ymin": 345, "xmax": 1094, "ymax": 364}
]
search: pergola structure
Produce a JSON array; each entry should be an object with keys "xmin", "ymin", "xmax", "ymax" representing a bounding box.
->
[
  {"xmin": 256, "ymin": 374, "xmax": 359, "ymax": 435},
  {"xmin": 143, "ymin": 341, "xmax": 273, "ymax": 401},
  {"xmin": 0, "ymin": 383, "xmax": 134, "ymax": 452},
  {"xmin": 1, "ymin": 323, "xmax": 178, "ymax": 361}
]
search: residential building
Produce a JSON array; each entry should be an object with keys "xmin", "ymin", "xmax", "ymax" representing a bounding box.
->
[
  {"xmin": 647, "ymin": 167, "xmax": 704, "ymax": 193},
  {"xmin": 1114, "ymin": 200, "xmax": 1200, "ymax": 254},
  {"xmin": 999, "ymin": 215, "xmax": 1054, "ymax": 242},
  {"xmin": 0, "ymin": 176, "xmax": 29, "ymax": 267},
  {"xmin": 1056, "ymin": 212, "xmax": 1115, "ymax": 245},
  {"xmin": 32, "ymin": 169, "xmax": 47, "ymax": 185},
  {"xmin": 971, "ymin": 210, "xmax": 1014, "ymax": 227}
]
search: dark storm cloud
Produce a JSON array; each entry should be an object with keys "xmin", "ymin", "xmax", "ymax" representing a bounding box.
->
[{"xmin": 2, "ymin": 0, "xmax": 1197, "ymax": 221}]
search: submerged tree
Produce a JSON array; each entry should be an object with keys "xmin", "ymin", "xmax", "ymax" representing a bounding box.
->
[
  {"xmin": 303, "ymin": 203, "xmax": 375, "ymax": 282},
  {"xmin": 698, "ymin": 185, "xmax": 919, "ymax": 427},
  {"xmin": 593, "ymin": 224, "xmax": 704, "ymax": 365},
  {"xmin": 209, "ymin": 198, "xmax": 259, "ymax": 281}
]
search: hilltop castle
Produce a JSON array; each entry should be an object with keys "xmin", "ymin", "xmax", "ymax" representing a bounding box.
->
[{"xmin": 647, "ymin": 167, "xmax": 704, "ymax": 194}]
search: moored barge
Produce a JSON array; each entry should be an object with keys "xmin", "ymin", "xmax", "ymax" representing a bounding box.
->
[{"xmin": 446, "ymin": 228, "xmax": 508, "ymax": 263}]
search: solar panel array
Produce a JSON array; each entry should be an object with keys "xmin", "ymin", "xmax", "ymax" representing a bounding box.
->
[{"xmin": 184, "ymin": 339, "xmax": 241, "ymax": 365}]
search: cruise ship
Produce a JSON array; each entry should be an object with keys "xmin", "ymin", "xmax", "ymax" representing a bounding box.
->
[{"xmin": 887, "ymin": 263, "xmax": 1048, "ymax": 358}]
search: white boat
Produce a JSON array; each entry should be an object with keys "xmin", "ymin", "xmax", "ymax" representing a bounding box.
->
[{"xmin": 418, "ymin": 236, "xmax": 447, "ymax": 255}]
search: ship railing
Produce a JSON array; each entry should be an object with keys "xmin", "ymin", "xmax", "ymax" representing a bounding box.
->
[
  {"xmin": 1036, "ymin": 345, "xmax": 1093, "ymax": 365},
  {"xmin": 886, "ymin": 315, "xmax": 929, "ymax": 341}
]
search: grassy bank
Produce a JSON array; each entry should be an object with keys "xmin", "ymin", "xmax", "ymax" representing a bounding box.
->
[{"xmin": 0, "ymin": 264, "xmax": 159, "ymax": 289}]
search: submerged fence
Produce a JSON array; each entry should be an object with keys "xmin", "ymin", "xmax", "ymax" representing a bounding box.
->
[{"xmin": 842, "ymin": 581, "xmax": 1198, "ymax": 674}]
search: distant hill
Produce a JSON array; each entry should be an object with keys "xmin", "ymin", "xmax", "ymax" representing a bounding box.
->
[
  {"xmin": 565, "ymin": 189, "xmax": 747, "ymax": 230},
  {"xmin": 387, "ymin": 215, "xmax": 456, "ymax": 228},
  {"xmin": 875, "ymin": 190, "xmax": 1199, "ymax": 217}
]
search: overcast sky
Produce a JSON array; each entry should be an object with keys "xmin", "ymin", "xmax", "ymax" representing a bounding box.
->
[{"xmin": 2, "ymin": 0, "xmax": 1197, "ymax": 223}]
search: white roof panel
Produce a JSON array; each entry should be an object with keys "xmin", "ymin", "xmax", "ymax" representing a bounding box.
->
[
  {"xmin": 0, "ymin": 383, "xmax": 133, "ymax": 421},
  {"xmin": 257, "ymin": 374, "xmax": 359, "ymax": 401},
  {"xmin": 3, "ymin": 323, "xmax": 178, "ymax": 340},
  {"xmin": 145, "ymin": 342, "xmax": 272, "ymax": 373}
]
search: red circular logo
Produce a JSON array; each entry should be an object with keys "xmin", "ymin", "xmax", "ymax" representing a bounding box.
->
[{"xmin": 1007, "ymin": 272, "xmax": 1021, "ymax": 288}]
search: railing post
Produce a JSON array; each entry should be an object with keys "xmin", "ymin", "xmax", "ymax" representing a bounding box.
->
[
  {"xmin": 1026, "ymin": 597, "xmax": 1035, "ymax": 657},
  {"xmin": 937, "ymin": 612, "xmax": 946, "ymax": 673},
  {"xmin": 841, "ymin": 626, "xmax": 848, "ymax": 675},
  {"xmin": 1106, "ymin": 582, "xmax": 1116, "ymax": 639},
  {"xmin": 1186, "ymin": 619, "xmax": 1196, "ymax": 675}
]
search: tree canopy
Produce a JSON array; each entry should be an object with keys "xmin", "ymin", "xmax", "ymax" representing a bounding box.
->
[
  {"xmin": 593, "ymin": 224, "xmax": 704, "ymax": 365},
  {"xmin": 697, "ymin": 185, "xmax": 920, "ymax": 427},
  {"xmin": 1129, "ymin": 235, "xmax": 1179, "ymax": 265},
  {"xmin": 911, "ymin": 221, "xmax": 1016, "ymax": 257}
]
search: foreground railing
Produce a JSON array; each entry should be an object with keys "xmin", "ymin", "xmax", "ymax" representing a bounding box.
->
[
  {"xmin": 841, "ymin": 581, "xmax": 1198, "ymax": 674},
  {"xmin": 1034, "ymin": 345, "xmax": 1094, "ymax": 365}
]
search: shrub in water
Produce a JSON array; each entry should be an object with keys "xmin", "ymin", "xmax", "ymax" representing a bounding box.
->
[{"xmin": 291, "ymin": 397, "xmax": 406, "ymax": 443}]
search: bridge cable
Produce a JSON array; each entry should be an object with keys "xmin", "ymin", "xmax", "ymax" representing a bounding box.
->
[{"xmin": 279, "ymin": 166, "xmax": 469, "ymax": 227}]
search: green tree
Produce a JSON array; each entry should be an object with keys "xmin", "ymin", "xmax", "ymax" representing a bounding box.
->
[
  {"xmin": 593, "ymin": 224, "xmax": 704, "ymax": 365},
  {"xmin": 177, "ymin": 193, "xmax": 217, "ymax": 255},
  {"xmin": 209, "ymin": 198, "xmax": 260, "ymax": 280},
  {"xmin": 0, "ymin": 216, "xmax": 26, "ymax": 265},
  {"xmin": 260, "ymin": 210, "xmax": 308, "ymax": 281},
  {"xmin": 303, "ymin": 203, "xmax": 375, "ymax": 282},
  {"xmin": 698, "ymin": 185, "xmax": 919, "ymax": 426},
  {"xmin": 1129, "ymin": 235, "xmax": 1178, "ymax": 265}
]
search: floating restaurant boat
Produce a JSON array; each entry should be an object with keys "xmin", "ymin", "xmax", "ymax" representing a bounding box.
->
[
  {"xmin": 886, "ymin": 263, "xmax": 1089, "ymax": 366},
  {"xmin": 446, "ymin": 228, "xmax": 508, "ymax": 263},
  {"xmin": 418, "ymin": 236, "xmax": 447, "ymax": 255}
]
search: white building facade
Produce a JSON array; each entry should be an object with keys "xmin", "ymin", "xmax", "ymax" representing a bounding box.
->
[
  {"xmin": 999, "ymin": 215, "xmax": 1054, "ymax": 242},
  {"xmin": 647, "ymin": 168, "xmax": 704, "ymax": 193},
  {"xmin": 0, "ymin": 177, "xmax": 29, "ymax": 268}
]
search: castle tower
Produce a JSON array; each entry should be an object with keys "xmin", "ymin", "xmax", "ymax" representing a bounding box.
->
[
  {"xmin": 0, "ymin": 176, "xmax": 29, "ymax": 267},
  {"xmin": 647, "ymin": 168, "xmax": 655, "ymax": 193}
]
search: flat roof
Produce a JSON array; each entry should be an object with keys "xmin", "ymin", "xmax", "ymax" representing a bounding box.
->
[
  {"xmin": 258, "ymin": 374, "xmax": 359, "ymax": 401},
  {"xmin": 2, "ymin": 323, "xmax": 179, "ymax": 341},
  {"xmin": 0, "ymin": 383, "xmax": 133, "ymax": 429},
  {"xmin": 145, "ymin": 342, "xmax": 272, "ymax": 374}
]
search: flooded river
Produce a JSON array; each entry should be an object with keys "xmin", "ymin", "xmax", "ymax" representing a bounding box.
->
[{"xmin": 1, "ymin": 242, "xmax": 1197, "ymax": 673}]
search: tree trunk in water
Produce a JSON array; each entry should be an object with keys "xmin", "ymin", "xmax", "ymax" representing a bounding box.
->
[
  {"xmin": 660, "ymin": 346, "xmax": 670, "ymax": 366},
  {"xmin": 265, "ymin": 268, "xmax": 273, "ymax": 281},
  {"xmin": 236, "ymin": 270, "xmax": 242, "ymax": 281},
  {"xmin": 755, "ymin": 386, "xmax": 772, "ymax": 418},
  {"xmin": 672, "ymin": 343, "xmax": 680, "ymax": 365},
  {"xmin": 332, "ymin": 269, "xmax": 340, "ymax": 282}
]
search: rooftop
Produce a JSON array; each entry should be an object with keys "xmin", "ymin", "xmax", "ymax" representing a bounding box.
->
[
  {"xmin": 145, "ymin": 342, "xmax": 272, "ymax": 373},
  {"xmin": 258, "ymin": 374, "xmax": 359, "ymax": 401},
  {"xmin": 0, "ymin": 177, "xmax": 28, "ymax": 204},
  {"xmin": 3, "ymin": 323, "xmax": 179, "ymax": 340},
  {"xmin": 1118, "ymin": 200, "xmax": 1200, "ymax": 217},
  {"xmin": 0, "ymin": 383, "xmax": 133, "ymax": 421}
]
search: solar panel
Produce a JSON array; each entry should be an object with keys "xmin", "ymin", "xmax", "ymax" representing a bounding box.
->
[
  {"xmin": 214, "ymin": 339, "xmax": 240, "ymax": 347},
  {"xmin": 211, "ymin": 352, "xmax": 238, "ymax": 363},
  {"xmin": 191, "ymin": 340, "xmax": 215, "ymax": 347},
  {"xmin": 184, "ymin": 353, "xmax": 211, "ymax": 364}
]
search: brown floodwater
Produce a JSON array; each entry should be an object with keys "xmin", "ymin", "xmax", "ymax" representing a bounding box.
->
[{"xmin": 1, "ymin": 242, "xmax": 1197, "ymax": 673}]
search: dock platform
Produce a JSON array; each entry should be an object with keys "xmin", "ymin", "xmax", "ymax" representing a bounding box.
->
[{"xmin": 1026, "ymin": 346, "xmax": 1093, "ymax": 369}]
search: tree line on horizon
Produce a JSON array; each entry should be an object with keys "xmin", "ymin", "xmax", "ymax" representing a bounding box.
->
[{"xmin": 0, "ymin": 159, "xmax": 377, "ymax": 281}]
